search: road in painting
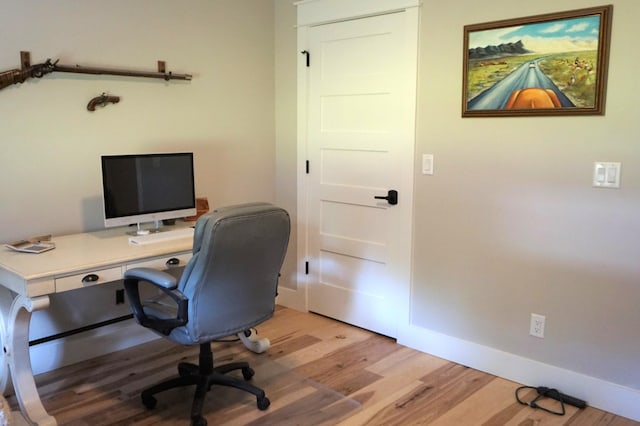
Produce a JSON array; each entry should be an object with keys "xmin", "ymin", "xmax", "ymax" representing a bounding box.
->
[
  {"xmin": 468, "ymin": 59, "xmax": 575, "ymax": 109},
  {"xmin": 466, "ymin": 13, "xmax": 602, "ymax": 111}
]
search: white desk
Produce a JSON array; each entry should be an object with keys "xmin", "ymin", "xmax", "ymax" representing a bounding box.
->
[{"xmin": 0, "ymin": 226, "xmax": 194, "ymax": 426}]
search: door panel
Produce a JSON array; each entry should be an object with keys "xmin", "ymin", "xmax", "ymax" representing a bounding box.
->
[
  {"xmin": 321, "ymin": 94, "xmax": 392, "ymax": 133},
  {"xmin": 305, "ymin": 10, "xmax": 417, "ymax": 338}
]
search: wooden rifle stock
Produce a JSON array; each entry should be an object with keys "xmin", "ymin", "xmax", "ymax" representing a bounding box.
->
[
  {"xmin": 0, "ymin": 68, "xmax": 29, "ymax": 90},
  {"xmin": 0, "ymin": 59, "xmax": 56, "ymax": 90}
]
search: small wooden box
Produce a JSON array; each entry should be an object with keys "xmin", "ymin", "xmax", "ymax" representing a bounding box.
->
[{"xmin": 184, "ymin": 197, "xmax": 209, "ymax": 222}]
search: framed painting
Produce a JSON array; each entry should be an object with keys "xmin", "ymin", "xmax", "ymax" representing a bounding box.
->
[{"xmin": 462, "ymin": 5, "xmax": 613, "ymax": 117}]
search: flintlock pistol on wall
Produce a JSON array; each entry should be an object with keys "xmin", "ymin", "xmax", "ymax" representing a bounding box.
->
[{"xmin": 87, "ymin": 93, "xmax": 120, "ymax": 111}]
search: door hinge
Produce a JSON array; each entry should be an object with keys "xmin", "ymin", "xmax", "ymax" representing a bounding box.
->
[
  {"xmin": 305, "ymin": 261, "xmax": 309, "ymax": 275},
  {"xmin": 306, "ymin": 160, "xmax": 310, "ymax": 174},
  {"xmin": 301, "ymin": 50, "xmax": 310, "ymax": 67}
]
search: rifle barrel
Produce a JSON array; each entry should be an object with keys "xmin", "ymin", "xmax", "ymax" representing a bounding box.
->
[{"xmin": 53, "ymin": 64, "xmax": 192, "ymax": 81}]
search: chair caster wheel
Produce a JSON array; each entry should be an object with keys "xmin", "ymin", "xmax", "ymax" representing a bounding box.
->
[
  {"xmin": 191, "ymin": 415, "xmax": 207, "ymax": 426},
  {"xmin": 257, "ymin": 396, "xmax": 270, "ymax": 410},
  {"xmin": 242, "ymin": 366, "xmax": 255, "ymax": 381},
  {"xmin": 141, "ymin": 394, "xmax": 157, "ymax": 409}
]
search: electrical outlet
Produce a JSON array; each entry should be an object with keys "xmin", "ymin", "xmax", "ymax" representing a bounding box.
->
[{"xmin": 530, "ymin": 313, "xmax": 545, "ymax": 338}]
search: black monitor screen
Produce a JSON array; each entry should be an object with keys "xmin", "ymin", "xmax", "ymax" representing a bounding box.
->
[{"xmin": 101, "ymin": 153, "xmax": 196, "ymax": 226}]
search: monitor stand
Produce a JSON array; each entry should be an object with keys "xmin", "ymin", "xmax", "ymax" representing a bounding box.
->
[{"xmin": 127, "ymin": 221, "xmax": 164, "ymax": 236}]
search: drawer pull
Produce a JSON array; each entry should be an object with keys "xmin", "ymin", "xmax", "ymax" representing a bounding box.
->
[
  {"xmin": 82, "ymin": 274, "xmax": 99, "ymax": 283},
  {"xmin": 166, "ymin": 257, "xmax": 180, "ymax": 267}
]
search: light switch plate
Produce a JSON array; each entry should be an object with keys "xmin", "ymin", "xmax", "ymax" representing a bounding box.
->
[
  {"xmin": 593, "ymin": 162, "xmax": 621, "ymax": 188},
  {"xmin": 422, "ymin": 154, "xmax": 434, "ymax": 175}
]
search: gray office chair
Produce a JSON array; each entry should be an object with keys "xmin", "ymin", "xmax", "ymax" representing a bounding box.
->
[{"xmin": 123, "ymin": 203, "xmax": 290, "ymax": 426}]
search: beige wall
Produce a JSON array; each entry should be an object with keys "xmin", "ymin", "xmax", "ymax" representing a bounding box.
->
[
  {"xmin": 0, "ymin": 0, "xmax": 276, "ymax": 243},
  {"xmin": 413, "ymin": 0, "xmax": 639, "ymax": 390},
  {"xmin": 0, "ymin": 0, "xmax": 290, "ymax": 375},
  {"xmin": 274, "ymin": 0, "xmax": 299, "ymax": 290},
  {"xmin": 273, "ymin": 0, "xmax": 640, "ymax": 407}
]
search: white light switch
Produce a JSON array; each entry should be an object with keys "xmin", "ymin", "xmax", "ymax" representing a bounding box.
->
[
  {"xmin": 422, "ymin": 154, "xmax": 434, "ymax": 175},
  {"xmin": 593, "ymin": 162, "xmax": 621, "ymax": 188},
  {"xmin": 595, "ymin": 164, "xmax": 606, "ymax": 184}
]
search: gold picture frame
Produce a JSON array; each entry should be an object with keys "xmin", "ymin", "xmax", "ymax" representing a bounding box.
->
[{"xmin": 462, "ymin": 5, "xmax": 613, "ymax": 117}]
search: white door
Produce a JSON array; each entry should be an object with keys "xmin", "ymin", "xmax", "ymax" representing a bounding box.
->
[{"xmin": 303, "ymin": 10, "xmax": 418, "ymax": 338}]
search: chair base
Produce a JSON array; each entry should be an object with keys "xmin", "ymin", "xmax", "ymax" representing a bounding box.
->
[{"xmin": 141, "ymin": 343, "xmax": 270, "ymax": 426}]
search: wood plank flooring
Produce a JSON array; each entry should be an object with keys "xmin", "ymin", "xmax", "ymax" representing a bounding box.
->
[{"xmin": 17, "ymin": 306, "xmax": 639, "ymax": 425}]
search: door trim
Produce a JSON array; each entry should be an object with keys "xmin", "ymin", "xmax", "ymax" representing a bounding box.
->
[{"xmin": 295, "ymin": 0, "xmax": 420, "ymax": 27}]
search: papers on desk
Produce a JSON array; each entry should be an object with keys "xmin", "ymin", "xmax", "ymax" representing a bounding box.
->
[{"xmin": 5, "ymin": 240, "xmax": 56, "ymax": 254}]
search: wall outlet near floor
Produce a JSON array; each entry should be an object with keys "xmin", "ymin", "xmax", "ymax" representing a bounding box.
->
[{"xmin": 530, "ymin": 313, "xmax": 545, "ymax": 338}]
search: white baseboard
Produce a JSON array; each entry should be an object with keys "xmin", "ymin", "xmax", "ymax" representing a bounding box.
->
[
  {"xmin": 397, "ymin": 323, "xmax": 640, "ymax": 422},
  {"xmin": 30, "ymin": 319, "xmax": 159, "ymax": 375}
]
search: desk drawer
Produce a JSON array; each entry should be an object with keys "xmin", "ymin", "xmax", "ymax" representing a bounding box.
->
[
  {"xmin": 125, "ymin": 253, "xmax": 192, "ymax": 272},
  {"xmin": 55, "ymin": 266, "xmax": 123, "ymax": 293}
]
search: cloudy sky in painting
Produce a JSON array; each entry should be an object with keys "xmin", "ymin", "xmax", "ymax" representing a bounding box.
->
[{"xmin": 469, "ymin": 14, "xmax": 601, "ymax": 53}]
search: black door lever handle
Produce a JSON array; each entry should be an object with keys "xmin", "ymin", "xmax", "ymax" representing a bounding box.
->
[{"xmin": 374, "ymin": 189, "xmax": 398, "ymax": 205}]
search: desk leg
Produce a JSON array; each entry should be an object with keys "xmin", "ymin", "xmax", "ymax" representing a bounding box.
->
[
  {"xmin": 0, "ymin": 291, "xmax": 57, "ymax": 426},
  {"xmin": 0, "ymin": 290, "xmax": 13, "ymax": 394}
]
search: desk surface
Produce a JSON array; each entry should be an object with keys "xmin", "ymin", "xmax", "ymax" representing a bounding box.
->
[{"xmin": 0, "ymin": 225, "xmax": 193, "ymax": 297}]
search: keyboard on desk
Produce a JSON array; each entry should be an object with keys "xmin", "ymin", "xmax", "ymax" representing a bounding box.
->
[{"xmin": 128, "ymin": 227, "xmax": 195, "ymax": 245}]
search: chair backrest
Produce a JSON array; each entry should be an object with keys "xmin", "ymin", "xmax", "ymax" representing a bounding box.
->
[{"xmin": 169, "ymin": 203, "xmax": 290, "ymax": 345}]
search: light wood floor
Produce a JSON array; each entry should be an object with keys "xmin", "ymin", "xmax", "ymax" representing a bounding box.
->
[{"xmin": 20, "ymin": 306, "xmax": 639, "ymax": 425}]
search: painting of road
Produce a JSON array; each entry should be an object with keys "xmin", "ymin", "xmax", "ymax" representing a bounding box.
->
[{"xmin": 463, "ymin": 6, "xmax": 611, "ymax": 116}]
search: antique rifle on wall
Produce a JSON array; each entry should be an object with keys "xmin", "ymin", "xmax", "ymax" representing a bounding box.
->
[{"xmin": 0, "ymin": 51, "xmax": 192, "ymax": 91}]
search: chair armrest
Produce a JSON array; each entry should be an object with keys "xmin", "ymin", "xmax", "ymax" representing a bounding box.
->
[
  {"xmin": 124, "ymin": 267, "xmax": 188, "ymax": 335},
  {"xmin": 125, "ymin": 267, "xmax": 177, "ymax": 289}
]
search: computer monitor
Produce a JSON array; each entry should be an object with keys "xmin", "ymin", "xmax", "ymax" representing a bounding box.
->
[{"xmin": 100, "ymin": 153, "xmax": 196, "ymax": 235}]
